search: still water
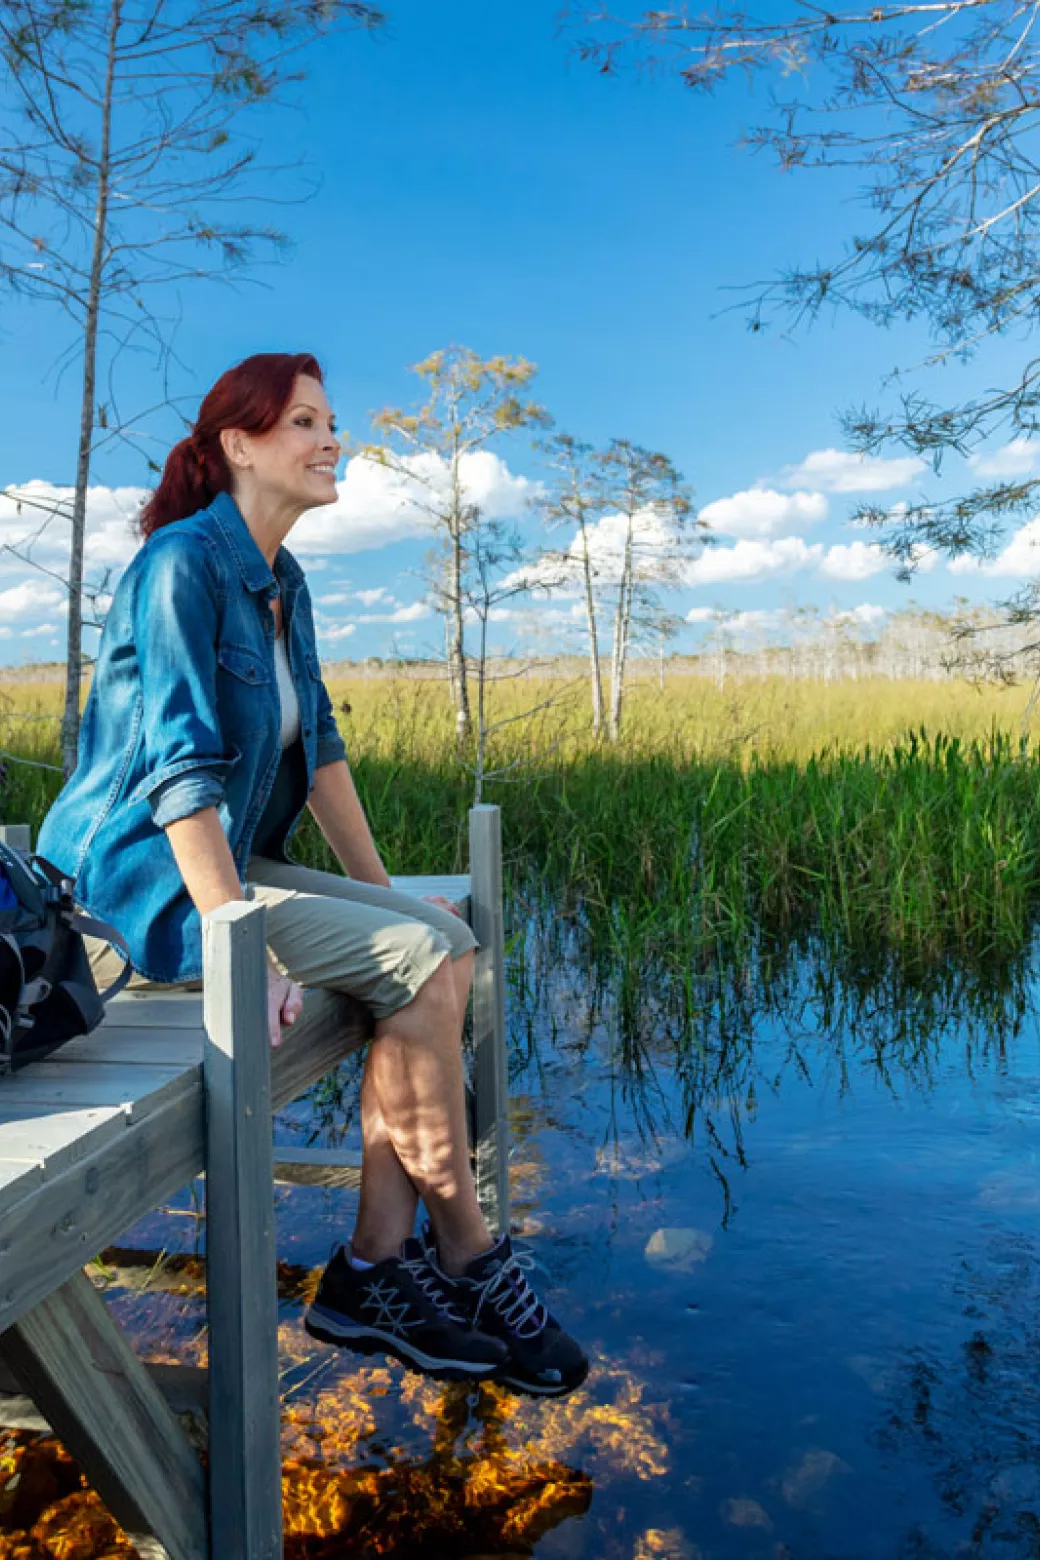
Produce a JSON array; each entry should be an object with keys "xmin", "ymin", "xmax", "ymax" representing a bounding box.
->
[{"xmin": 6, "ymin": 923, "xmax": 1040, "ymax": 1558}]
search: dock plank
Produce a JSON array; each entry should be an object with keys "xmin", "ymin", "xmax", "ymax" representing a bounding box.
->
[
  {"xmin": 102, "ymin": 994, "xmax": 204, "ymax": 1029},
  {"xmin": 391, "ymin": 873, "xmax": 470, "ymax": 910},
  {"xmin": 0, "ymin": 1088, "xmax": 204, "ymax": 1334},
  {"xmin": 0, "ymin": 1063, "xmax": 193, "ymax": 1120},
  {"xmin": 0, "ymin": 1105, "xmax": 127, "ymax": 1182},
  {"xmin": 0, "ymin": 1159, "xmax": 44, "ymax": 1204},
  {"xmin": 272, "ymin": 1144, "xmax": 362, "ymax": 1189},
  {"xmin": 58, "ymin": 1027, "xmax": 204, "ymax": 1068}
]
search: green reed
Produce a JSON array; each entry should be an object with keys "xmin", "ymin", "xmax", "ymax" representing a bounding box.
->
[{"xmin": 6, "ymin": 678, "xmax": 1040, "ymax": 979}]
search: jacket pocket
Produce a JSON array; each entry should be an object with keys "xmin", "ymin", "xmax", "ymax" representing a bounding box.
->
[{"xmin": 218, "ymin": 644, "xmax": 271, "ymax": 685}]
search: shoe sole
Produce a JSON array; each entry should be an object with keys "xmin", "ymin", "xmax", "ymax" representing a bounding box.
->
[
  {"xmin": 495, "ymin": 1360, "xmax": 591, "ymax": 1398},
  {"xmin": 304, "ymin": 1305, "xmax": 504, "ymax": 1381}
]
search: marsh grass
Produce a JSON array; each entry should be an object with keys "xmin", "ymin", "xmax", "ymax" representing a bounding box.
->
[{"xmin": 4, "ymin": 672, "xmax": 1040, "ymax": 985}]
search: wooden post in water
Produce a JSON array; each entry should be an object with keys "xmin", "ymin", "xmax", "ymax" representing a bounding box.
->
[
  {"xmin": 468, "ymin": 804, "xmax": 510, "ymax": 1234},
  {"xmin": 203, "ymin": 901, "xmax": 283, "ymax": 1560}
]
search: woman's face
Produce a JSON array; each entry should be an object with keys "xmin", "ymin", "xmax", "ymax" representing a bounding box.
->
[{"xmin": 224, "ymin": 374, "xmax": 341, "ymax": 512}]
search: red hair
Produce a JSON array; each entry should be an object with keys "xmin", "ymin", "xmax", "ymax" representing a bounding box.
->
[{"xmin": 139, "ymin": 352, "xmax": 324, "ymax": 536}]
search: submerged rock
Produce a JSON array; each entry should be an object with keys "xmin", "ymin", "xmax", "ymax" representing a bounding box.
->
[
  {"xmin": 719, "ymin": 1497, "xmax": 773, "ymax": 1530},
  {"xmin": 644, "ymin": 1227, "xmax": 713, "ymax": 1271},
  {"xmin": 780, "ymin": 1448, "xmax": 850, "ymax": 1508}
]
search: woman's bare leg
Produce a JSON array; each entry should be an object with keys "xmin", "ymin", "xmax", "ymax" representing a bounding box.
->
[
  {"xmin": 357, "ymin": 953, "xmax": 490, "ymax": 1276},
  {"xmin": 351, "ymin": 1054, "xmax": 419, "ymax": 1261},
  {"xmin": 351, "ymin": 950, "xmax": 479, "ymax": 1268}
]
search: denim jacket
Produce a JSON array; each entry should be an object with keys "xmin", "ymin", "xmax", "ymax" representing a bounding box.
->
[{"xmin": 37, "ymin": 492, "xmax": 348, "ymax": 982}]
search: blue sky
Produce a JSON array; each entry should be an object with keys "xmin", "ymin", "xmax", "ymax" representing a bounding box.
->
[{"xmin": 0, "ymin": 0, "xmax": 1036, "ymax": 664}]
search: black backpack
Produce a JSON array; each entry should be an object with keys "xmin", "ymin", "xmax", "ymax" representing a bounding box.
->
[{"xmin": 0, "ymin": 842, "xmax": 132, "ymax": 1074}]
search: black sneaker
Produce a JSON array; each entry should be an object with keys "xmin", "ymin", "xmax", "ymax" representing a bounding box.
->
[
  {"xmin": 424, "ymin": 1226, "xmax": 589, "ymax": 1398},
  {"xmin": 304, "ymin": 1240, "xmax": 509, "ymax": 1381}
]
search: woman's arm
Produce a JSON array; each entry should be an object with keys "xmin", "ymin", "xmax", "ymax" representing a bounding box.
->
[
  {"xmin": 165, "ymin": 808, "xmax": 303, "ymax": 1044},
  {"xmin": 308, "ymin": 759, "xmax": 392, "ymax": 887}
]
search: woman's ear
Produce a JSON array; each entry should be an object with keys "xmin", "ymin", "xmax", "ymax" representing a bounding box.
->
[{"xmin": 220, "ymin": 426, "xmax": 251, "ymax": 472}]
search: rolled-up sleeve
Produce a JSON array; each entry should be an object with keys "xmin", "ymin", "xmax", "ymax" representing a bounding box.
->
[{"xmin": 129, "ymin": 536, "xmax": 235, "ymax": 828}]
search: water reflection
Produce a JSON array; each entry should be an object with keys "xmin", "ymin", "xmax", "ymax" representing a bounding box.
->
[{"xmin": 4, "ymin": 900, "xmax": 1040, "ymax": 1557}]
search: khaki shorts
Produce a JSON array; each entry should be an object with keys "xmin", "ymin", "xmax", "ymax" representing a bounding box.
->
[{"xmin": 87, "ymin": 856, "xmax": 477, "ymax": 1023}]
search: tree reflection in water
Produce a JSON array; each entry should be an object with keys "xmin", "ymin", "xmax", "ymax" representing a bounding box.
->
[{"xmin": 506, "ymin": 889, "xmax": 1037, "ymax": 1223}]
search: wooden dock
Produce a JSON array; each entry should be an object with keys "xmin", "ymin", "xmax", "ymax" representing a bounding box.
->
[{"xmin": 0, "ymin": 806, "xmax": 510, "ymax": 1560}]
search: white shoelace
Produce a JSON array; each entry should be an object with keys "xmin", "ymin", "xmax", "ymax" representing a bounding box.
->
[
  {"xmin": 399, "ymin": 1254, "xmax": 466, "ymax": 1323},
  {"xmin": 471, "ymin": 1247, "xmax": 548, "ymax": 1339}
]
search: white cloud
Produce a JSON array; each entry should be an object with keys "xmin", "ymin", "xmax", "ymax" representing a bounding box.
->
[
  {"xmin": 319, "ymin": 623, "xmax": 357, "ymax": 643},
  {"xmin": 818, "ymin": 541, "xmax": 890, "ymax": 581},
  {"xmin": 0, "ymin": 579, "xmax": 65, "ymax": 619},
  {"xmin": 949, "ymin": 517, "xmax": 1040, "ymax": 577},
  {"xmin": 699, "ymin": 487, "xmax": 827, "ymax": 539},
  {"xmin": 686, "ymin": 606, "xmax": 724, "ymax": 623},
  {"xmin": 316, "ymin": 591, "xmax": 353, "ymax": 607},
  {"xmin": 0, "ymin": 481, "xmax": 147, "ymax": 570},
  {"xmin": 778, "ymin": 448, "xmax": 925, "ymax": 493},
  {"xmin": 727, "ymin": 609, "xmax": 782, "ymax": 634},
  {"xmin": 357, "ymin": 601, "xmax": 432, "ymax": 624},
  {"xmin": 684, "ymin": 537, "xmax": 822, "ymax": 586},
  {"xmin": 355, "ymin": 587, "xmax": 393, "ymax": 607},
  {"xmin": 969, "ymin": 438, "xmax": 1040, "ymax": 479},
  {"xmin": 516, "ymin": 504, "xmax": 700, "ymax": 597},
  {"xmin": 291, "ymin": 450, "xmax": 535, "ymax": 556},
  {"xmin": 834, "ymin": 603, "xmax": 887, "ymax": 627}
]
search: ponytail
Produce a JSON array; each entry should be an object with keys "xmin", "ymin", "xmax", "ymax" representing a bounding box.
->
[{"xmin": 138, "ymin": 352, "xmax": 323, "ymax": 537}]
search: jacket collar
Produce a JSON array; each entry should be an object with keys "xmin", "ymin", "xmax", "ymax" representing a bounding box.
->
[{"xmin": 208, "ymin": 490, "xmax": 304, "ymax": 599}]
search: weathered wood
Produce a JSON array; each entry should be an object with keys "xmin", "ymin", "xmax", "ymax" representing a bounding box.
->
[
  {"xmin": 272, "ymin": 1144, "xmax": 362, "ymax": 1189},
  {"xmin": 0, "ymin": 1157, "xmax": 44, "ymax": 1203},
  {"xmin": 203, "ymin": 900, "xmax": 283, "ymax": 1560},
  {"xmin": 269, "ymin": 989, "xmax": 370, "ymax": 1112},
  {"xmin": 0, "ymin": 1061, "xmax": 190, "ymax": 1117},
  {"xmin": 0, "ymin": 1270, "xmax": 206, "ymax": 1560},
  {"xmin": 103, "ymin": 994, "xmax": 205, "ymax": 1028},
  {"xmin": 0, "ymin": 1087, "xmax": 204, "ymax": 1334},
  {"xmin": 0, "ymin": 1104, "xmax": 128, "ymax": 1181},
  {"xmin": 468, "ymin": 805, "xmax": 510, "ymax": 1234},
  {"xmin": 0, "ymin": 1355, "xmax": 208, "ymax": 1427},
  {"xmin": 59, "ymin": 1026, "xmax": 204, "ymax": 1067},
  {"xmin": 390, "ymin": 873, "xmax": 470, "ymax": 913},
  {"xmin": 0, "ymin": 824, "xmax": 31, "ymax": 851}
]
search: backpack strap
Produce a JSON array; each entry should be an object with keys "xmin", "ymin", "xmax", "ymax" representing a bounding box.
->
[
  {"xmin": 27, "ymin": 856, "xmax": 133, "ymax": 1004},
  {"xmin": 65, "ymin": 911, "xmax": 133, "ymax": 1003}
]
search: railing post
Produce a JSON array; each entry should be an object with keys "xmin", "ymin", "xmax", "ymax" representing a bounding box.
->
[
  {"xmin": 468, "ymin": 804, "xmax": 510, "ymax": 1235},
  {"xmin": 0, "ymin": 824, "xmax": 31, "ymax": 851},
  {"xmin": 203, "ymin": 901, "xmax": 282, "ymax": 1560}
]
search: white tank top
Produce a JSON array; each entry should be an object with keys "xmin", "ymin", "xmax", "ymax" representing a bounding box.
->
[{"xmin": 273, "ymin": 634, "xmax": 301, "ymax": 749}]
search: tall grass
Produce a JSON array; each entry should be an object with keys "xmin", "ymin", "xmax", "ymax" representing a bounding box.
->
[{"xmin": 5, "ymin": 673, "xmax": 1040, "ymax": 979}]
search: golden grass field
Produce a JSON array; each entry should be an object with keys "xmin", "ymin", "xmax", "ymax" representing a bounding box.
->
[{"xmin": 3, "ymin": 667, "xmax": 1036, "ymax": 765}]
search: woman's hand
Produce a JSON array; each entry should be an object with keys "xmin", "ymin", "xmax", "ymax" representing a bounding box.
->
[
  {"xmin": 267, "ymin": 962, "xmax": 303, "ymax": 1048},
  {"xmin": 422, "ymin": 894, "xmax": 463, "ymax": 919}
]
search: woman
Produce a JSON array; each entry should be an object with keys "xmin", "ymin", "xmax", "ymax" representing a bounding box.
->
[{"xmin": 38, "ymin": 352, "xmax": 587, "ymax": 1397}]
